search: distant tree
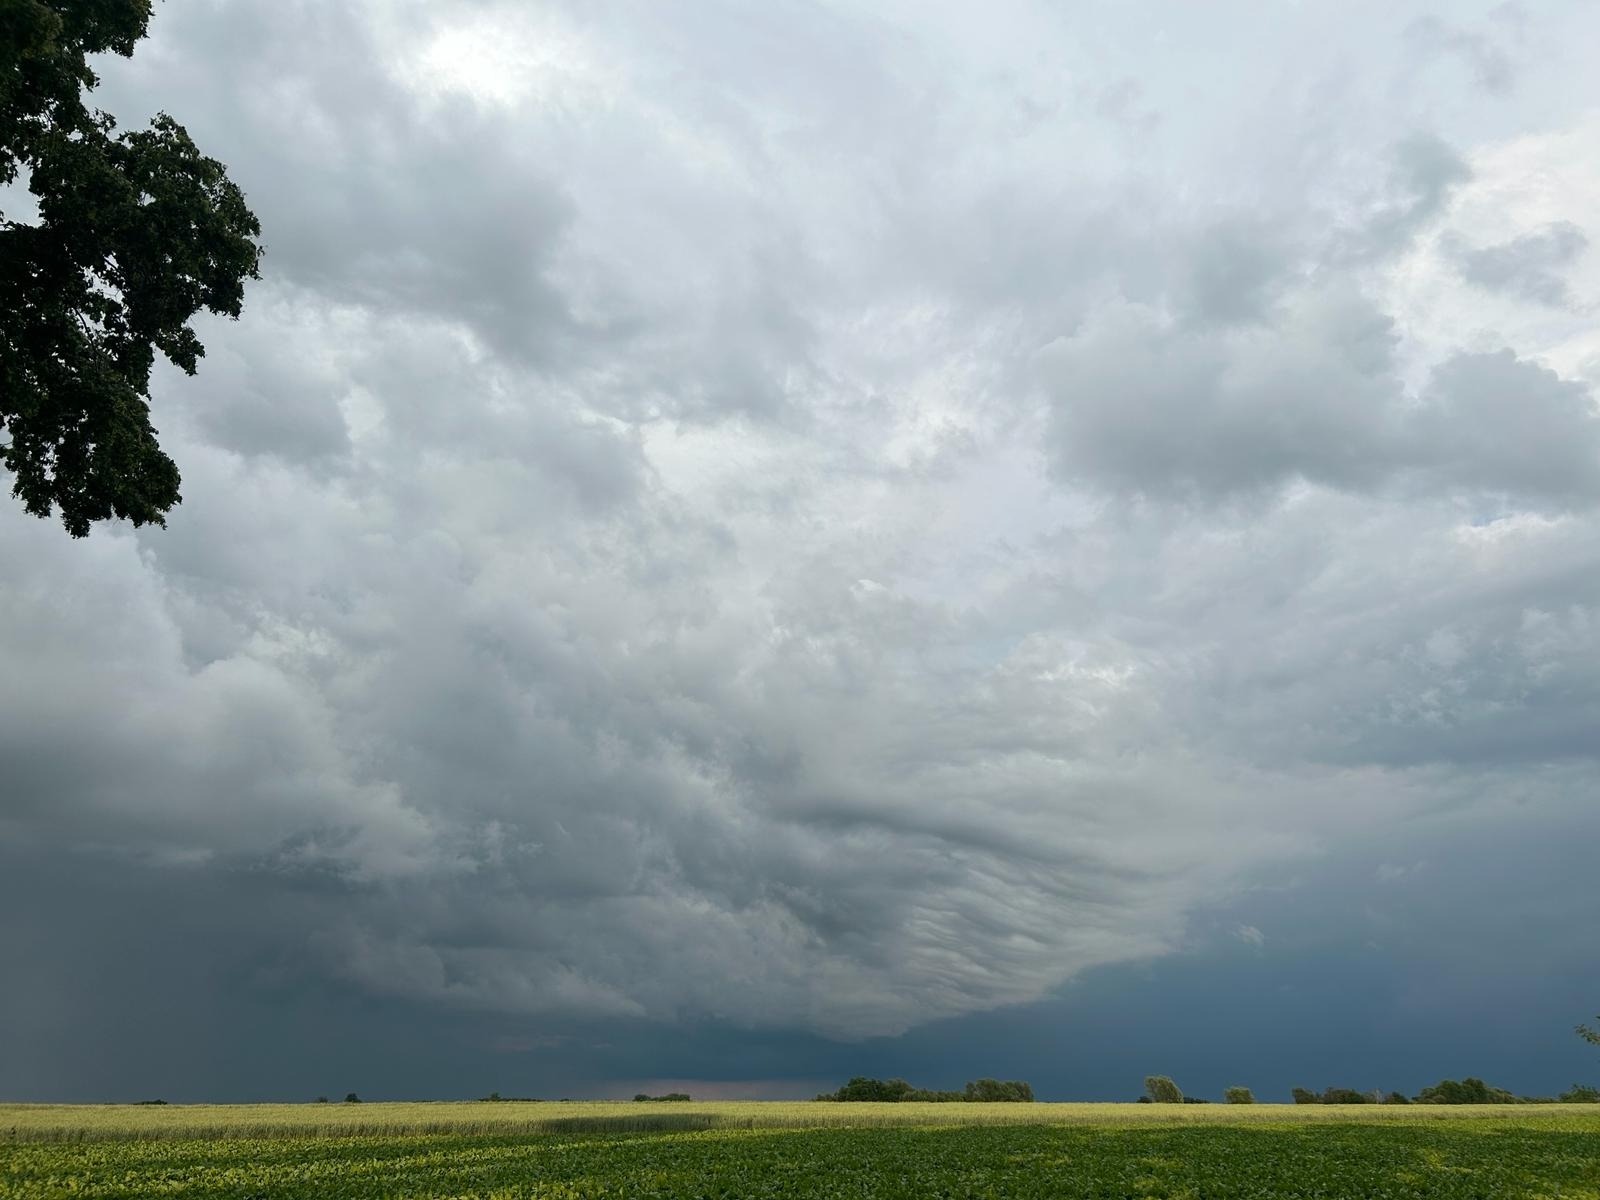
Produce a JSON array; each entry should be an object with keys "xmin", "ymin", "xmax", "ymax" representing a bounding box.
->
[
  {"xmin": 964, "ymin": 1079, "xmax": 1035, "ymax": 1102},
  {"xmin": 1181, "ymin": 1096, "xmax": 1210, "ymax": 1103},
  {"xmin": 1580, "ymin": 1017, "xmax": 1600, "ymax": 1048},
  {"xmin": 818, "ymin": 1076, "xmax": 1032, "ymax": 1102},
  {"xmin": 1414, "ymin": 1078, "xmax": 1516, "ymax": 1104},
  {"xmin": 1290, "ymin": 1087, "xmax": 1318, "ymax": 1105},
  {"xmin": 1558, "ymin": 1084, "xmax": 1599, "ymax": 1103},
  {"xmin": 1320, "ymin": 1087, "xmax": 1369, "ymax": 1105},
  {"xmin": 1224, "ymin": 1086, "xmax": 1255, "ymax": 1104},
  {"xmin": 828, "ymin": 1077, "xmax": 914, "ymax": 1102},
  {"xmin": 315, "ymin": 1096, "xmax": 328, "ymax": 1104},
  {"xmin": 1385, "ymin": 1092, "xmax": 1410, "ymax": 1105},
  {"xmin": 1144, "ymin": 1076, "xmax": 1183, "ymax": 1104},
  {"xmin": 344, "ymin": 1092, "xmax": 361, "ymax": 1104},
  {"xmin": 1, "ymin": 0, "xmax": 263, "ymax": 536},
  {"xmin": 904, "ymin": 1088, "xmax": 966, "ymax": 1102}
]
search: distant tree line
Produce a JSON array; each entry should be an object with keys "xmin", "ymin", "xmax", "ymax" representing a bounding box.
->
[
  {"xmin": 1290, "ymin": 1078, "xmax": 1598, "ymax": 1105},
  {"xmin": 1138, "ymin": 1076, "xmax": 1599, "ymax": 1105},
  {"xmin": 1290, "ymin": 1087, "xmax": 1402, "ymax": 1105},
  {"xmin": 634, "ymin": 1093, "xmax": 693, "ymax": 1102},
  {"xmin": 816, "ymin": 1077, "xmax": 1034, "ymax": 1102}
]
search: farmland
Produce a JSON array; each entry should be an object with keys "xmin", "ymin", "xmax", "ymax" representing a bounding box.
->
[{"xmin": 3, "ymin": 1103, "xmax": 1597, "ymax": 1198}]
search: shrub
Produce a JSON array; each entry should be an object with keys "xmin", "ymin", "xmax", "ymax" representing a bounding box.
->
[
  {"xmin": 1385, "ymin": 1091, "xmax": 1410, "ymax": 1105},
  {"xmin": 1558, "ymin": 1084, "xmax": 1600, "ymax": 1103},
  {"xmin": 1290, "ymin": 1088, "xmax": 1318, "ymax": 1104},
  {"xmin": 1144, "ymin": 1075, "xmax": 1183, "ymax": 1104},
  {"xmin": 344, "ymin": 1093, "xmax": 361, "ymax": 1104},
  {"xmin": 1224, "ymin": 1086, "xmax": 1255, "ymax": 1104}
]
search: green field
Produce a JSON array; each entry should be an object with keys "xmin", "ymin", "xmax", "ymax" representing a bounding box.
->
[{"xmin": 3, "ymin": 1103, "xmax": 1597, "ymax": 1198}]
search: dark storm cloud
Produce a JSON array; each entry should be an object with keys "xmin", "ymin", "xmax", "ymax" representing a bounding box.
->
[{"xmin": 4, "ymin": 0, "xmax": 1600, "ymax": 1101}]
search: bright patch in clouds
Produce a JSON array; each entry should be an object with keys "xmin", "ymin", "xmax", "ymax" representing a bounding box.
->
[{"xmin": 401, "ymin": 8, "xmax": 612, "ymax": 110}]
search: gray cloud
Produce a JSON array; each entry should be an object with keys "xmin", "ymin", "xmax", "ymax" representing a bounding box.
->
[
  {"xmin": 1406, "ymin": 13, "xmax": 1519, "ymax": 95},
  {"xmin": 5, "ymin": 0, "xmax": 1600, "ymax": 1097},
  {"xmin": 1446, "ymin": 221, "xmax": 1589, "ymax": 307},
  {"xmin": 1411, "ymin": 350, "xmax": 1600, "ymax": 502},
  {"xmin": 1039, "ymin": 289, "xmax": 1599, "ymax": 508},
  {"xmin": 1341, "ymin": 134, "xmax": 1473, "ymax": 262},
  {"xmin": 1038, "ymin": 286, "xmax": 1402, "ymax": 500}
]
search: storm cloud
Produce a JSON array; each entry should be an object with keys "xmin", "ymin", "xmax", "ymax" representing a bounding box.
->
[{"xmin": 3, "ymin": 0, "xmax": 1598, "ymax": 1101}]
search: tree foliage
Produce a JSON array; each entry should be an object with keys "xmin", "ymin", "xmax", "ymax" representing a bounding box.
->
[
  {"xmin": 963, "ymin": 1079, "xmax": 1034, "ymax": 1103},
  {"xmin": 1143, "ymin": 1075, "xmax": 1182, "ymax": 1104},
  {"xmin": 1, "ymin": 0, "xmax": 262, "ymax": 536},
  {"xmin": 816, "ymin": 1077, "xmax": 1034, "ymax": 1102},
  {"xmin": 1579, "ymin": 1017, "xmax": 1600, "ymax": 1048},
  {"xmin": 821, "ymin": 1077, "xmax": 916, "ymax": 1102},
  {"xmin": 1414, "ymin": 1077, "xmax": 1517, "ymax": 1105},
  {"xmin": 1223, "ymin": 1086, "xmax": 1254, "ymax": 1104},
  {"xmin": 1319, "ymin": 1087, "xmax": 1373, "ymax": 1105}
]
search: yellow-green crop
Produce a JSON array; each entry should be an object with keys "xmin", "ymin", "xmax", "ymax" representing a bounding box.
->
[
  {"xmin": 5, "ymin": 1098, "xmax": 1595, "ymax": 1142},
  {"xmin": 3, "ymin": 1104, "xmax": 1598, "ymax": 1198}
]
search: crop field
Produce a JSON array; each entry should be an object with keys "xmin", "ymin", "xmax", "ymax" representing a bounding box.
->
[{"xmin": 2, "ymin": 1104, "xmax": 1597, "ymax": 1198}]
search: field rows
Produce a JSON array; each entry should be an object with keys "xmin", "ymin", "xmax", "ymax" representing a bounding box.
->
[
  {"xmin": 3, "ymin": 1116, "xmax": 1598, "ymax": 1198},
  {"xmin": 5, "ymin": 1099, "xmax": 1597, "ymax": 1143}
]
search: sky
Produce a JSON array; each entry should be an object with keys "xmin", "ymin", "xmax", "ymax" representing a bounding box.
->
[{"xmin": 2, "ymin": 0, "xmax": 1598, "ymax": 1104}]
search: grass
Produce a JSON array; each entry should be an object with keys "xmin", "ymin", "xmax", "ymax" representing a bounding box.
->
[
  {"xmin": 2, "ymin": 1112, "xmax": 1598, "ymax": 1198},
  {"xmin": 2, "ymin": 1098, "xmax": 1597, "ymax": 1142}
]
